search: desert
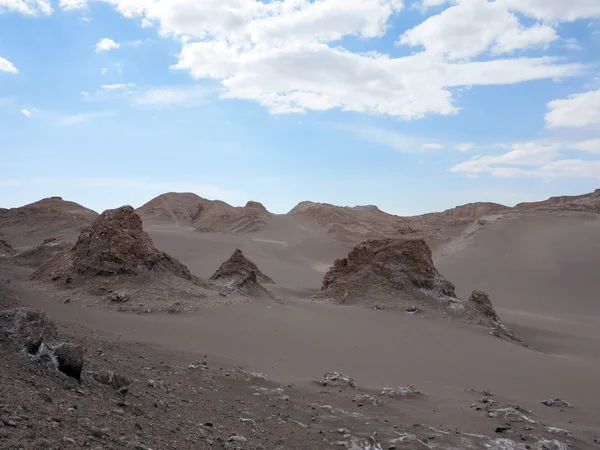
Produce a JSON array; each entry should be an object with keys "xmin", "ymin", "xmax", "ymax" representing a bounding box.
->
[{"xmin": 1, "ymin": 190, "xmax": 600, "ymax": 449}]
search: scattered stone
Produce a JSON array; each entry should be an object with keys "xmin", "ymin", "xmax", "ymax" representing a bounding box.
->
[
  {"xmin": 318, "ymin": 372, "xmax": 356, "ymax": 389},
  {"xmin": 547, "ymin": 427, "xmax": 572, "ymax": 437},
  {"xmin": 93, "ymin": 370, "xmax": 131, "ymax": 395},
  {"xmin": 62, "ymin": 437, "xmax": 76, "ymax": 445},
  {"xmin": 38, "ymin": 391, "xmax": 53, "ymax": 403},
  {"xmin": 35, "ymin": 438, "xmax": 52, "ymax": 448},
  {"xmin": 108, "ymin": 292, "xmax": 129, "ymax": 303},
  {"xmin": 227, "ymin": 435, "xmax": 247, "ymax": 443},
  {"xmin": 133, "ymin": 443, "xmax": 149, "ymax": 450},
  {"xmin": 380, "ymin": 386, "xmax": 420, "ymax": 399},
  {"xmin": 542, "ymin": 399, "xmax": 572, "ymax": 408},
  {"xmin": 404, "ymin": 306, "xmax": 418, "ymax": 314}
]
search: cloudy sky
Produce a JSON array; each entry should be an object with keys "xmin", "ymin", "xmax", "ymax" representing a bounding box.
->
[{"xmin": 1, "ymin": 0, "xmax": 599, "ymax": 215}]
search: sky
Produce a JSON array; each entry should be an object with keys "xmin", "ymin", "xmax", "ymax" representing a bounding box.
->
[{"xmin": 1, "ymin": 0, "xmax": 600, "ymax": 216}]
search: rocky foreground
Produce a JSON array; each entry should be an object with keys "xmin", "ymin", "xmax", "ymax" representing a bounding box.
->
[{"xmin": 0, "ymin": 276, "xmax": 593, "ymax": 450}]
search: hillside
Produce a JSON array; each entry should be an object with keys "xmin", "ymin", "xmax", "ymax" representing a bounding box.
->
[{"xmin": 0, "ymin": 197, "xmax": 97, "ymax": 248}]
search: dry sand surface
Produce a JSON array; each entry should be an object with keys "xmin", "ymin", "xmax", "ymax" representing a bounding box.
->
[{"xmin": 1, "ymin": 192, "xmax": 600, "ymax": 448}]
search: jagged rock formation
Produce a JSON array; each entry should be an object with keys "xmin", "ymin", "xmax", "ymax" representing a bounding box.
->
[
  {"xmin": 465, "ymin": 290, "xmax": 525, "ymax": 345},
  {"xmin": 315, "ymin": 239, "xmax": 524, "ymax": 345},
  {"xmin": 211, "ymin": 249, "xmax": 274, "ymax": 285},
  {"xmin": 315, "ymin": 238, "xmax": 456, "ymax": 307},
  {"xmin": 210, "ymin": 249, "xmax": 275, "ymax": 296},
  {"xmin": 29, "ymin": 206, "xmax": 251, "ymax": 311},
  {"xmin": 0, "ymin": 307, "xmax": 84, "ymax": 379},
  {"xmin": 0, "ymin": 239, "xmax": 16, "ymax": 257},
  {"xmin": 32, "ymin": 206, "xmax": 192, "ymax": 281},
  {"xmin": 136, "ymin": 192, "xmax": 271, "ymax": 233},
  {"xmin": 0, "ymin": 196, "xmax": 97, "ymax": 246},
  {"xmin": 9, "ymin": 238, "xmax": 70, "ymax": 268}
]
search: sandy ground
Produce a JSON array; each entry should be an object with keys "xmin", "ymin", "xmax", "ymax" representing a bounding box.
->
[{"xmin": 2, "ymin": 209, "xmax": 600, "ymax": 447}]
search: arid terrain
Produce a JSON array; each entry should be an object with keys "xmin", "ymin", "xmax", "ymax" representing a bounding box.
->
[{"xmin": 1, "ymin": 189, "xmax": 600, "ymax": 449}]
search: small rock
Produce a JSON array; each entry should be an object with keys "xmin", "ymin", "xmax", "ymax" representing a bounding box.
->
[
  {"xmin": 405, "ymin": 306, "xmax": 418, "ymax": 314},
  {"xmin": 62, "ymin": 437, "xmax": 76, "ymax": 445},
  {"xmin": 495, "ymin": 426, "xmax": 510, "ymax": 434},
  {"xmin": 0, "ymin": 418, "xmax": 17, "ymax": 427},
  {"xmin": 35, "ymin": 438, "xmax": 52, "ymax": 448},
  {"xmin": 89, "ymin": 426, "xmax": 109, "ymax": 439},
  {"xmin": 38, "ymin": 391, "xmax": 53, "ymax": 403},
  {"xmin": 373, "ymin": 305, "xmax": 383, "ymax": 311},
  {"xmin": 133, "ymin": 443, "xmax": 149, "ymax": 450},
  {"xmin": 380, "ymin": 386, "xmax": 420, "ymax": 398},
  {"xmin": 319, "ymin": 372, "xmax": 356, "ymax": 389},
  {"xmin": 228, "ymin": 435, "xmax": 247, "ymax": 443},
  {"xmin": 542, "ymin": 398, "xmax": 572, "ymax": 408},
  {"xmin": 108, "ymin": 292, "xmax": 129, "ymax": 303}
]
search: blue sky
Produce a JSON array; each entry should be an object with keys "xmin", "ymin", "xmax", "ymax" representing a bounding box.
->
[{"xmin": 1, "ymin": 0, "xmax": 600, "ymax": 215}]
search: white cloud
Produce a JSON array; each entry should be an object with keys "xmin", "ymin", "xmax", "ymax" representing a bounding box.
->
[
  {"xmin": 0, "ymin": 56, "xmax": 18, "ymax": 73},
  {"xmin": 57, "ymin": 111, "xmax": 113, "ymax": 126},
  {"xmin": 132, "ymin": 85, "xmax": 211, "ymax": 108},
  {"xmin": 20, "ymin": 109, "xmax": 32, "ymax": 118},
  {"xmin": 499, "ymin": 0, "xmax": 600, "ymax": 22},
  {"xmin": 566, "ymin": 138, "xmax": 600, "ymax": 154},
  {"xmin": 422, "ymin": 143, "xmax": 444, "ymax": 149},
  {"xmin": 58, "ymin": 0, "xmax": 584, "ymax": 119},
  {"xmin": 546, "ymin": 90, "xmax": 600, "ymax": 128},
  {"xmin": 100, "ymin": 82, "xmax": 136, "ymax": 90},
  {"xmin": 0, "ymin": 0, "xmax": 52, "ymax": 15},
  {"xmin": 59, "ymin": 0, "xmax": 87, "ymax": 10},
  {"xmin": 455, "ymin": 142, "xmax": 475, "ymax": 152},
  {"xmin": 400, "ymin": 0, "xmax": 557, "ymax": 60},
  {"xmin": 420, "ymin": 0, "xmax": 600, "ymax": 22},
  {"xmin": 451, "ymin": 139, "xmax": 600, "ymax": 180},
  {"xmin": 101, "ymin": 67, "xmax": 108, "ymax": 75},
  {"xmin": 95, "ymin": 38, "xmax": 120, "ymax": 53},
  {"xmin": 129, "ymin": 39, "xmax": 143, "ymax": 47}
]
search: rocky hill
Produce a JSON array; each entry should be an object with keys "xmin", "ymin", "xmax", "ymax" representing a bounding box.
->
[
  {"xmin": 31, "ymin": 206, "xmax": 245, "ymax": 312},
  {"xmin": 210, "ymin": 249, "xmax": 275, "ymax": 296},
  {"xmin": 314, "ymin": 238, "xmax": 523, "ymax": 345},
  {"xmin": 0, "ymin": 197, "xmax": 97, "ymax": 247},
  {"xmin": 136, "ymin": 193, "xmax": 271, "ymax": 233}
]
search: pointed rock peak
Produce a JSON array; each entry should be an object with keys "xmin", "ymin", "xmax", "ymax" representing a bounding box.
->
[
  {"xmin": 211, "ymin": 249, "xmax": 274, "ymax": 285},
  {"xmin": 466, "ymin": 290, "xmax": 526, "ymax": 346},
  {"xmin": 32, "ymin": 205, "xmax": 192, "ymax": 280}
]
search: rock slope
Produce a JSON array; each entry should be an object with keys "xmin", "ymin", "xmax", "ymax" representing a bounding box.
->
[
  {"xmin": 210, "ymin": 249, "xmax": 275, "ymax": 296},
  {"xmin": 315, "ymin": 238, "xmax": 456, "ymax": 308},
  {"xmin": 30, "ymin": 206, "xmax": 242, "ymax": 311},
  {"xmin": 136, "ymin": 192, "xmax": 272, "ymax": 234}
]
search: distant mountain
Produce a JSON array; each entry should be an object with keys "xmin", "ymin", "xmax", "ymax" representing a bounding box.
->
[
  {"xmin": 136, "ymin": 192, "xmax": 272, "ymax": 234},
  {"xmin": 0, "ymin": 197, "xmax": 98, "ymax": 247}
]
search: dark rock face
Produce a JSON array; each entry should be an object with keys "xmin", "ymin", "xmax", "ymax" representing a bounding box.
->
[
  {"xmin": 466, "ymin": 290, "xmax": 525, "ymax": 346},
  {"xmin": 32, "ymin": 206, "xmax": 192, "ymax": 281},
  {"xmin": 52, "ymin": 343, "xmax": 84, "ymax": 380},
  {"xmin": 211, "ymin": 249, "xmax": 274, "ymax": 285},
  {"xmin": 0, "ymin": 308, "xmax": 59, "ymax": 353},
  {"xmin": 0, "ymin": 308, "xmax": 84, "ymax": 380},
  {"xmin": 317, "ymin": 238, "xmax": 456, "ymax": 302}
]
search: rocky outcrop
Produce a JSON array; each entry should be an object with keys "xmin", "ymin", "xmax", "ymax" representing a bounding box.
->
[
  {"xmin": 32, "ymin": 206, "xmax": 192, "ymax": 281},
  {"xmin": 0, "ymin": 307, "xmax": 83, "ymax": 379},
  {"xmin": 9, "ymin": 239, "xmax": 70, "ymax": 268},
  {"xmin": 315, "ymin": 238, "xmax": 456, "ymax": 307},
  {"xmin": 465, "ymin": 290, "xmax": 524, "ymax": 345},
  {"xmin": 0, "ymin": 239, "xmax": 16, "ymax": 257},
  {"xmin": 211, "ymin": 249, "xmax": 274, "ymax": 285},
  {"xmin": 210, "ymin": 249, "xmax": 275, "ymax": 296},
  {"xmin": 136, "ymin": 193, "xmax": 271, "ymax": 233}
]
